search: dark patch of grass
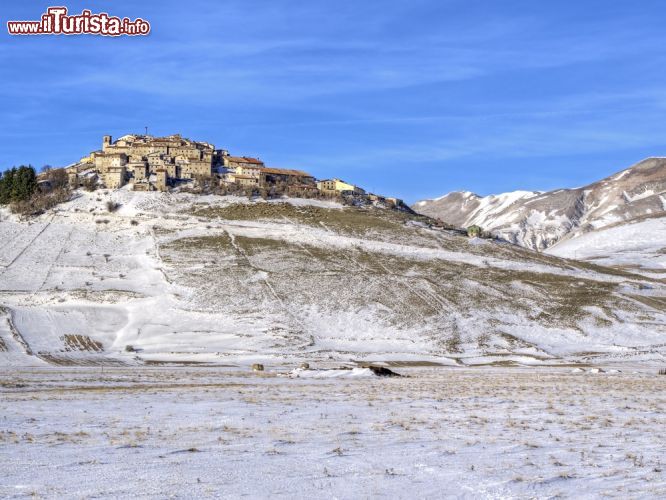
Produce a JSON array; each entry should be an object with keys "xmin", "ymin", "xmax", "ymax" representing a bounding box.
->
[
  {"xmin": 627, "ymin": 294, "xmax": 666, "ymax": 313},
  {"xmin": 61, "ymin": 334, "xmax": 103, "ymax": 352},
  {"xmin": 162, "ymin": 233, "xmax": 234, "ymax": 252},
  {"xmin": 190, "ymin": 202, "xmax": 431, "ymax": 236},
  {"xmin": 106, "ymin": 201, "xmax": 120, "ymax": 212}
]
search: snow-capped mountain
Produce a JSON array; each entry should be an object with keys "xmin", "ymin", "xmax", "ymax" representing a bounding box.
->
[
  {"xmin": 1, "ymin": 189, "xmax": 665, "ymax": 367},
  {"xmin": 413, "ymin": 157, "xmax": 666, "ymax": 275}
]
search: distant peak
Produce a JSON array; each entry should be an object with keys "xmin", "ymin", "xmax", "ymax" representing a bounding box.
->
[{"xmin": 434, "ymin": 190, "xmax": 479, "ymax": 201}]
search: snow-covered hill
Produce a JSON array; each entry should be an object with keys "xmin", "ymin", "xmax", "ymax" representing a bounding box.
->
[
  {"xmin": 413, "ymin": 158, "xmax": 666, "ymax": 270},
  {"xmin": 546, "ymin": 214, "xmax": 666, "ymax": 279},
  {"xmin": 1, "ymin": 189, "xmax": 665, "ymax": 367}
]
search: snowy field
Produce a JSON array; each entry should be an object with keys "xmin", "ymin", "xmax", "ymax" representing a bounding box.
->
[
  {"xmin": 1, "ymin": 366, "xmax": 665, "ymax": 498},
  {"xmin": 546, "ymin": 216, "xmax": 666, "ymax": 279}
]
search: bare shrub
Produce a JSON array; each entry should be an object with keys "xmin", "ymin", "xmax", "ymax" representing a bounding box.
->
[
  {"xmin": 44, "ymin": 168, "xmax": 69, "ymax": 190},
  {"xmin": 106, "ymin": 201, "xmax": 120, "ymax": 212},
  {"xmin": 81, "ymin": 176, "xmax": 98, "ymax": 192},
  {"xmin": 445, "ymin": 331, "xmax": 462, "ymax": 353},
  {"xmin": 10, "ymin": 187, "xmax": 71, "ymax": 216}
]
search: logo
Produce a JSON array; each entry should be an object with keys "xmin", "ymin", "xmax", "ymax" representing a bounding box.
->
[{"xmin": 7, "ymin": 7, "xmax": 151, "ymax": 36}]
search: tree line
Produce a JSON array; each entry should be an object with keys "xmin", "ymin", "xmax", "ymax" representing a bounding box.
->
[
  {"xmin": 0, "ymin": 165, "xmax": 37, "ymax": 204},
  {"xmin": 0, "ymin": 165, "xmax": 71, "ymax": 215}
]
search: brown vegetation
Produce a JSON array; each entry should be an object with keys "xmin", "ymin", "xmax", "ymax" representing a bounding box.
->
[
  {"xmin": 60, "ymin": 334, "xmax": 103, "ymax": 352},
  {"xmin": 11, "ymin": 187, "xmax": 71, "ymax": 216},
  {"xmin": 8, "ymin": 167, "xmax": 72, "ymax": 216}
]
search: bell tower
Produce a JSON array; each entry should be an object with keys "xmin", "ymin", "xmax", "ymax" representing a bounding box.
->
[{"xmin": 103, "ymin": 135, "xmax": 112, "ymax": 151}]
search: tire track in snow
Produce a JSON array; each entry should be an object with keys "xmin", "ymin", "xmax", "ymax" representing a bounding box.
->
[
  {"xmin": 0, "ymin": 217, "xmax": 53, "ymax": 274},
  {"xmin": 226, "ymin": 230, "xmax": 313, "ymax": 350},
  {"xmin": 149, "ymin": 226, "xmax": 176, "ymax": 286},
  {"xmin": 33, "ymin": 224, "xmax": 74, "ymax": 294},
  {"xmin": 0, "ymin": 221, "xmax": 44, "ymax": 259},
  {"xmin": 374, "ymin": 257, "xmax": 448, "ymax": 314}
]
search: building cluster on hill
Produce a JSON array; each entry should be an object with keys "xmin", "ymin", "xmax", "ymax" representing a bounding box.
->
[
  {"xmin": 70, "ymin": 134, "xmax": 221, "ymax": 191},
  {"xmin": 65, "ymin": 134, "xmax": 403, "ymax": 206}
]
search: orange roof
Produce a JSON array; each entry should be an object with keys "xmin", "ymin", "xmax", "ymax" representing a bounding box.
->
[
  {"xmin": 227, "ymin": 156, "xmax": 264, "ymax": 165},
  {"xmin": 259, "ymin": 167, "xmax": 313, "ymax": 177}
]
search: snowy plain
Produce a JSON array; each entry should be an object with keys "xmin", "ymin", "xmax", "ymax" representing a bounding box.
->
[
  {"xmin": 1, "ymin": 366, "xmax": 665, "ymax": 498},
  {"xmin": 1, "ymin": 189, "xmax": 665, "ymax": 498}
]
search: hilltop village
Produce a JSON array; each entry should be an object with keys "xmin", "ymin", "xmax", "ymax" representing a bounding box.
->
[{"xmin": 65, "ymin": 134, "xmax": 404, "ymax": 207}]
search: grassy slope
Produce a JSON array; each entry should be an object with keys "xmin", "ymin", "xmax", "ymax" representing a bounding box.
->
[
  {"xmin": 157, "ymin": 202, "xmax": 666, "ymax": 363},
  {"xmin": 0, "ymin": 194, "xmax": 664, "ymax": 365}
]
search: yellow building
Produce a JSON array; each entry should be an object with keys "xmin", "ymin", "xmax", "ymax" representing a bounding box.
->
[
  {"xmin": 79, "ymin": 153, "xmax": 94, "ymax": 165},
  {"xmin": 316, "ymin": 178, "xmax": 365, "ymax": 196}
]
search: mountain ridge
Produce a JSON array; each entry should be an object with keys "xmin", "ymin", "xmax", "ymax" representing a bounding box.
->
[{"xmin": 412, "ymin": 157, "xmax": 666, "ymax": 274}]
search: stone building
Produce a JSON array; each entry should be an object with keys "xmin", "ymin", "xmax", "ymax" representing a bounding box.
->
[
  {"xmin": 155, "ymin": 169, "xmax": 167, "ymax": 192},
  {"xmin": 132, "ymin": 180, "xmax": 152, "ymax": 191},
  {"xmin": 92, "ymin": 133, "xmax": 221, "ymax": 190},
  {"xmin": 93, "ymin": 152, "xmax": 128, "ymax": 173},
  {"xmin": 74, "ymin": 133, "xmax": 381, "ymax": 203},
  {"xmin": 222, "ymin": 156, "xmax": 265, "ymax": 172},
  {"xmin": 259, "ymin": 167, "xmax": 315, "ymax": 187},
  {"xmin": 129, "ymin": 162, "xmax": 148, "ymax": 181},
  {"xmin": 367, "ymin": 194, "xmax": 403, "ymax": 206},
  {"xmin": 221, "ymin": 165, "xmax": 316, "ymax": 190},
  {"xmin": 180, "ymin": 159, "xmax": 212, "ymax": 179},
  {"xmin": 231, "ymin": 174, "xmax": 260, "ymax": 187},
  {"xmin": 103, "ymin": 166, "xmax": 127, "ymax": 189},
  {"xmin": 67, "ymin": 170, "xmax": 79, "ymax": 187}
]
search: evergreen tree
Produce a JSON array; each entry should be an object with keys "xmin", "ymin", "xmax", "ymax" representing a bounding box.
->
[
  {"xmin": 0, "ymin": 167, "xmax": 16, "ymax": 204},
  {"xmin": 10, "ymin": 165, "xmax": 37, "ymax": 202}
]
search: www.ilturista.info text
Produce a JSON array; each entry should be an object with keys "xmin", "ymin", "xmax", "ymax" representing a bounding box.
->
[{"xmin": 7, "ymin": 7, "xmax": 150, "ymax": 36}]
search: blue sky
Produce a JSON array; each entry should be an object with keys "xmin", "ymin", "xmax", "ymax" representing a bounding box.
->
[{"xmin": 2, "ymin": 1, "xmax": 666, "ymax": 203}]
